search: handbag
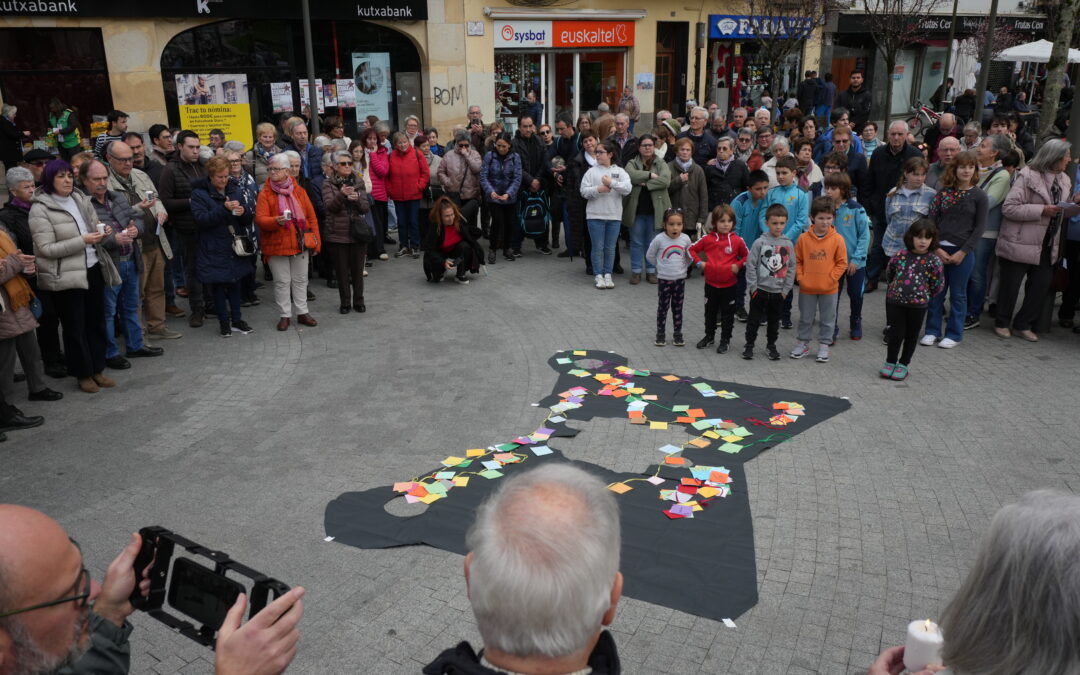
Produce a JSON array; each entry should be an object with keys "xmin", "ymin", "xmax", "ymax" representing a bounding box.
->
[
  {"xmin": 302, "ymin": 230, "xmax": 319, "ymax": 252},
  {"xmin": 349, "ymin": 209, "xmax": 375, "ymax": 243},
  {"xmin": 228, "ymin": 224, "xmax": 255, "ymax": 256},
  {"xmin": 424, "ymin": 183, "xmax": 445, "ymax": 202}
]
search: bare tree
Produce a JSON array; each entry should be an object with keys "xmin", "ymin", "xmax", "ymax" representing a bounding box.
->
[
  {"xmin": 970, "ymin": 19, "xmax": 1026, "ymax": 61},
  {"xmin": 860, "ymin": 0, "xmax": 947, "ymax": 123},
  {"xmin": 742, "ymin": 0, "xmax": 832, "ymax": 102},
  {"xmin": 1038, "ymin": 0, "xmax": 1080, "ymax": 143}
]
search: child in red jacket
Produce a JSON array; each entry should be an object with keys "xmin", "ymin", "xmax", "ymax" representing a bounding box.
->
[{"xmin": 689, "ymin": 204, "xmax": 749, "ymax": 353}]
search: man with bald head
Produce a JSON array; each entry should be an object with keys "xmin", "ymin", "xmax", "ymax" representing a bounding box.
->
[
  {"xmin": 923, "ymin": 112, "xmax": 960, "ymax": 163},
  {"xmin": 926, "ymin": 135, "xmax": 960, "ymax": 189},
  {"xmin": 0, "ymin": 505, "xmax": 305, "ymax": 674},
  {"xmin": 865, "ymin": 120, "xmax": 923, "ymax": 290}
]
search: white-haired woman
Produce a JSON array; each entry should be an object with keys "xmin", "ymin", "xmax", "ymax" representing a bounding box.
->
[
  {"xmin": 321, "ymin": 150, "xmax": 370, "ymax": 314},
  {"xmin": 994, "ymin": 139, "xmax": 1078, "ymax": 341},
  {"xmin": 761, "ymin": 136, "xmax": 791, "ymax": 188},
  {"xmin": 869, "ymin": 490, "xmax": 1080, "ymax": 675},
  {"xmin": 1, "ymin": 104, "xmax": 28, "ymax": 173},
  {"xmin": 255, "ymin": 153, "xmax": 320, "ymax": 331}
]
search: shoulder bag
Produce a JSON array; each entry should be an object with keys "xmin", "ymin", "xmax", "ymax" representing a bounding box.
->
[{"xmin": 228, "ymin": 224, "xmax": 255, "ymax": 256}]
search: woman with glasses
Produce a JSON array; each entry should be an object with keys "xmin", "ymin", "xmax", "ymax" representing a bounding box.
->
[
  {"xmin": 436, "ymin": 132, "xmax": 482, "ymax": 234},
  {"xmin": 256, "ymin": 153, "xmax": 320, "ymax": 331},
  {"xmin": 563, "ymin": 131, "xmax": 598, "ymax": 270},
  {"xmin": 580, "ymin": 140, "xmax": 632, "ymax": 289},
  {"xmin": 359, "ymin": 128, "xmax": 390, "ymax": 262},
  {"xmin": 479, "ymin": 132, "xmax": 522, "ymax": 264},
  {"xmin": 225, "ymin": 150, "xmax": 260, "ymax": 306},
  {"xmin": 576, "ymin": 114, "xmax": 593, "ymax": 135},
  {"xmin": 29, "ymin": 159, "xmax": 120, "ymax": 393},
  {"xmin": 321, "ymin": 150, "xmax": 370, "ymax": 314},
  {"xmin": 623, "ymin": 134, "xmax": 672, "ymax": 284},
  {"xmin": 416, "ymin": 135, "xmax": 442, "ymax": 245}
]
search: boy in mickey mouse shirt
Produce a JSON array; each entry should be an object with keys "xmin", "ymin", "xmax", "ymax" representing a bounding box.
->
[{"xmin": 742, "ymin": 204, "xmax": 796, "ymax": 360}]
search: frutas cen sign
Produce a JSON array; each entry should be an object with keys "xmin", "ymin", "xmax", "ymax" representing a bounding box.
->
[{"xmin": 494, "ymin": 20, "xmax": 635, "ymax": 49}]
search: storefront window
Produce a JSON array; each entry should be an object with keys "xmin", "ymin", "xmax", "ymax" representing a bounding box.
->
[
  {"xmin": 161, "ymin": 19, "xmax": 421, "ymax": 137},
  {"xmin": 579, "ymin": 52, "xmax": 624, "ymax": 112},
  {"xmin": 917, "ymin": 47, "xmax": 949, "ymax": 108},
  {"xmin": 890, "ymin": 48, "xmax": 919, "ymax": 117},
  {"xmin": 0, "ymin": 28, "xmax": 113, "ymax": 140},
  {"xmin": 495, "ymin": 53, "xmax": 542, "ymax": 129}
]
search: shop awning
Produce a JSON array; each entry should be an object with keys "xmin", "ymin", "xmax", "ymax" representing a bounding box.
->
[{"xmin": 993, "ymin": 39, "xmax": 1080, "ymax": 64}]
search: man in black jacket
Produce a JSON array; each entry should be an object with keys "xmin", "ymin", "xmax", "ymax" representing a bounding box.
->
[
  {"xmin": 865, "ymin": 120, "xmax": 923, "ymax": 289},
  {"xmin": 797, "ymin": 70, "xmax": 819, "ymax": 115},
  {"xmin": 610, "ymin": 114, "xmax": 639, "ymax": 167},
  {"xmin": 705, "ymin": 137, "xmax": 749, "ymax": 209},
  {"xmin": 835, "ymin": 71, "xmax": 873, "ymax": 133},
  {"xmin": 511, "ymin": 115, "xmax": 551, "ymax": 255},
  {"xmin": 423, "ymin": 464, "xmax": 623, "ymax": 675},
  {"xmin": 159, "ymin": 130, "xmax": 210, "ymax": 326},
  {"xmin": 552, "ymin": 115, "xmax": 580, "ymax": 257},
  {"xmin": 676, "ymin": 107, "xmax": 718, "ymax": 167}
]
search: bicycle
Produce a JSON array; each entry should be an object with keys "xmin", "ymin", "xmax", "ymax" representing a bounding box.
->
[{"xmin": 906, "ymin": 100, "xmax": 943, "ymax": 139}]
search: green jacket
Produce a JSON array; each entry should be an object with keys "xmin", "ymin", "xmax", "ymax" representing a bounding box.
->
[
  {"xmin": 61, "ymin": 613, "xmax": 132, "ymax": 674},
  {"xmin": 621, "ymin": 156, "xmax": 672, "ymax": 230},
  {"xmin": 49, "ymin": 108, "xmax": 82, "ymax": 149}
]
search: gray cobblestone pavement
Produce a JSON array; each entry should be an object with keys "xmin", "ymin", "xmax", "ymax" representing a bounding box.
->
[{"xmin": 4, "ymin": 247, "xmax": 1078, "ymax": 674}]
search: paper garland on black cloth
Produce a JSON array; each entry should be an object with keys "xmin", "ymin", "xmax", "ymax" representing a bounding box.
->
[{"xmin": 325, "ymin": 350, "xmax": 850, "ymax": 621}]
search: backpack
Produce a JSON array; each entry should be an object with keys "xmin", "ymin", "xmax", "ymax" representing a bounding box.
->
[{"xmin": 519, "ymin": 189, "xmax": 549, "ymax": 237}]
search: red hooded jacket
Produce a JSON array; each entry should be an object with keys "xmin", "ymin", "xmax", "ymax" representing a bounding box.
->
[
  {"xmin": 688, "ymin": 230, "xmax": 748, "ymax": 288},
  {"xmin": 384, "ymin": 146, "xmax": 430, "ymax": 202}
]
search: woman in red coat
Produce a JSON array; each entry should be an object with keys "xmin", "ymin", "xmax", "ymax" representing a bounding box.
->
[
  {"xmin": 255, "ymin": 153, "xmax": 321, "ymax": 331},
  {"xmin": 384, "ymin": 131, "xmax": 429, "ymax": 258}
]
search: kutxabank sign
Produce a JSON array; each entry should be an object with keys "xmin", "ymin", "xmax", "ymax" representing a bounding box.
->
[{"xmin": 0, "ymin": 0, "xmax": 426, "ymax": 19}]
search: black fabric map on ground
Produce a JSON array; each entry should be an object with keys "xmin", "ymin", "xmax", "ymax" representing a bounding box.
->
[{"xmin": 325, "ymin": 350, "xmax": 850, "ymax": 621}]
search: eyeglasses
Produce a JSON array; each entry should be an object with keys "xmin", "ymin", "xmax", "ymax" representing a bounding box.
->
[
  {"xmin": 269, "ymin": 167, "xmax": 288, "ymax": 172},
  {"xmin": 108, "ymin": 155, "xmax": 134, "ymax": 163},
  {"xmin": 228, "ymin": 159, "xmax": 243, "ymax": 164},
  {"xmin": 29, "ymin": 160, "xmax": 49, "ymax": 167},
  {"xmin": 338, "ymin": 161, "xmax": 353, "ymax": 166},
  {"xmin": 639, "ymin": 142, "xmax": 654, "ymax": 147},
  {"xmin": 0, "ymin": 539, "xmax": 91, "ymax": 619},
  {"xmin": 594, "ymin": 149, "xmax": 609, "ymax": 155},
  {"xmin": 457, "ymin": 143, "xmax": 470, "ymax": 148},
  {"xmin": 539, "ymin": 130, "xmax": 551, "ymax": 135}
]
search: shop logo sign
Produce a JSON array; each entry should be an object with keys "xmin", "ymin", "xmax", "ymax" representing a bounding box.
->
[
  {"xmin": 716, "ymin": 17, "xmax": 738, "ymax": 35},
  {"xmin": 495, "ymin": 21, "xmax": 550, "ymax": 47},
  {"xmin": 709, "ymin": 14, "xmax": 812, "ymax": 40}
]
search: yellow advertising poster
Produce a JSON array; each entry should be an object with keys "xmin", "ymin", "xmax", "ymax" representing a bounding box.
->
[{"xmin": 174, "ymin": 74, "xmax": 252, "ymax": 150}]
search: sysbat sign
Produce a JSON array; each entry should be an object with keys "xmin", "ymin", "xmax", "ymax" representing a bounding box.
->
[{"xmin": 493, "ymin": 20, "xmax": 634, "ymax": 49}]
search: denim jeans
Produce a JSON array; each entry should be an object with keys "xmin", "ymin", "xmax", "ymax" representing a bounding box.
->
[
  {"xmin": 965, "ymin": 236, "xmax": 997, "ymax": 321},
  {"xmin": 562, "ymin": 202, "xmax": 575, "ymax": 253},
  {"xmin": 212, "ymin": 282, "xmax": 243, "ymax": 325},
  {"xmin": 394, "ymin": 199, "xmax": 421, "ymax": 250},
  {"xmin": 833, "ymin": 267, "xmax": 866, "ymax": 336},
  {"xmin": 924, "ymin": 245, "xmax": 975, "ymax": 341},
  {"xmin": 587, "ymin": 219, "xmax": 620, "ymax": 275},
  {"xmin": 629, "ymin": 214, "xmax": 656, "ymax": 274},
  {"xmin": 103, "ymin": 258, "xmax": 144, "ymax": 358}
]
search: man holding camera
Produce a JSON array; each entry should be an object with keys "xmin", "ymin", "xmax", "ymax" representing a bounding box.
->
[
  {"xmin": 423, "ymin": 464, "xmax": 624, "ymax": 674},
  {"xmin": 0, "ymin": 504, "xmax": 305, "ymax": 675}
]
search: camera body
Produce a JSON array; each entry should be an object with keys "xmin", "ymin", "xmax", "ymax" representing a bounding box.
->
[{"xmin": 131, "ymin": 526, "xmax": 290, "ymax": 647}]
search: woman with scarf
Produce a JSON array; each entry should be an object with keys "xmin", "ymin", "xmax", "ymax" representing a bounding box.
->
[
  {"xmin": 668, "ymin": 138, "xmax": 708, "ymax": 239},
  {"xmin": 244, "ymin": 122, "xmax": 283, "ymax": 187},
  {"xmin": 705, "ymin": 137, "xmax": 750, "ymax": 209},
  {"xmin": 256, "ymin": 153, "xmax": 321, "ymax": 331},
  {"xmin": 226, "ymin": 149, "xmax": 260, "ymax": 306},
  {"xmin": 792, "ymin": 138, "xmax": 824, "ymax": 197},
  {"xmin": 0, "ymin": 225, "xmax": 62, "ymax": 403},
  {"xmin": 322, "ymin": 150, "xmax": 371, "ymax": 314},
  {"xmin": 29, "ymin": 159, "xmax": 120, "ymax": 394},
  {"xmin": 416, "ymin": 135, "xmax": 442, "ymax": 245}
]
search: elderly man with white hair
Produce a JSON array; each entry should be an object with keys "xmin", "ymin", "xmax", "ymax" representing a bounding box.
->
[
  {"xmin": 424, "ymin": 463, "xmax": 624, "ymax": 674},
  {"xmin": 753, "ymin": 107, "xmax": 772, "ymax": 133},
  {"xmin": 675, "ymin": 106, "xmax": 717, "ymax": 168},
  {"xmin": 761, "ymin": 136, "xmax": 792, "ymax": 187},
  {"xmin": 864, "ymin": 120, "xmax": 923, "ymax": 291}
]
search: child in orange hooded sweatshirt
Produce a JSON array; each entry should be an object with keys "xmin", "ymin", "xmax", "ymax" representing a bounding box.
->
[{"xmin": 792, "ymin": 197, "xmax": 847, "ymax": 362}]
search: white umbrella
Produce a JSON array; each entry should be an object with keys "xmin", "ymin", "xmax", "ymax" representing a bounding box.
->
[{"xmin": 993, "ymin": 39, "xmax": 1080, "ymax": 64}]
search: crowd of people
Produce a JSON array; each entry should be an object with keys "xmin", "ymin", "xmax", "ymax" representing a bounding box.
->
[
  {"xmin": 1, "ymin": 76, "xmax": 1079, "ymax": 439},
  {"xmin": 2, "ymin": 468, "xmax": 1078, "ymax": 675}
]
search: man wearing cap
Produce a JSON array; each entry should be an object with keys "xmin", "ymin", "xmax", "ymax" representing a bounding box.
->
[{"xmin": 21, "ymin": 149, "xmax": 52, "ymax": 186}]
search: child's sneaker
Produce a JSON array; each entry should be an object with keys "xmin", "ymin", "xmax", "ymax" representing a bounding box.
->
[
  {"xmin": 850, "ymin": 318, "xmax": 863, "ymax": 340},
  {"xmin": 655, "ymin": 333, "xmax": 666, "ymax": 347},
  {"xmin": 890, "ymin": 364, "xmax": 909, "ymax": 380},
  {"xmin": 742, "ymin": 345, "xmax": 754, "ymax": 360},
  {"xmin": 790, "ymin": 342, "xmax": 810, "ymax": 359},
  {"xmin": 815, "ymin": 344, "xmax": 830, "ymax": 362},
  {"xmin": 781, "ymin": 319, "xmax": 793, "ymax": 329},
  {"xmin": 879, "ymin": 362, "xmax": 896, "ymax": 378},
  {"xmin": 716, "ymin": 341, "xmax": 729, "ymax": 354},
  {"xmin": 696, "ymin": 335, "xmax": 715, "ymax": 349},
  {"xmin": 736, "ymin": 308, "xmax": 748, "ymax": 322},
  {"xmin": 919, "ymin": 334, "xmax": 937, "ymax": 346},
  {"xmin": 673, "ymin": 334, "xmax": 685, "ymax": 347},
  {"xmin": 937, "ymin": 337, "xmax": 959, "ymax": 349},
  {"xmin": 595, "ymin": 275, "xmax": 605, "ymax": 289},
  {"xmin": 766, "ymin": 344, "xmax": 780, "ymax": 360}
]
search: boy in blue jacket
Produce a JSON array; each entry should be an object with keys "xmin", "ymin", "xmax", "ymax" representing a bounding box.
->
[
  {"xmin": 758, "ymin": 156, "xmax": 808, "ymax": 327},
  {"xmin": 823, "ymin": 171, "xmax": 870, "ymax": 340},
  {"xmin": 732, "ymin": 169, "xmax": 770, "ymax": 321}
]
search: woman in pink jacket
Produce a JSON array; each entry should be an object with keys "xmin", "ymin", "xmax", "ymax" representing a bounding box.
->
[
  {"xmin": 382, "ymin": 131, "xmax": 430, "ymax": 258},
  {"xmin": 362, "ymin": 128, "xmax": 390, "ymax": 261},
  {"xmin": 994, "ymin": 139, "xmax": 1078, "ymax": 341}
]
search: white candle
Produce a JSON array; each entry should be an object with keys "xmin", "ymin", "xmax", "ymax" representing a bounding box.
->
[{"xmin": 904, "ymin": 619, "xmax": 944, "ymax": 672}]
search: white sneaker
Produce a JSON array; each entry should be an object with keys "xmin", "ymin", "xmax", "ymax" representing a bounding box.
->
[
  {"xmin": 378, "ymin": 253, "xmax": 389, "ymax": 261},
  {"xmin": 937, "ymin": 337, "xmax": 959, "ymax": 349},
  {"xmin": 790, "ymin": 342, "xmax": 811, "ymax": 359},
  {"xmin": 919, "ymin": 334, "xmax": 937, "ymax": 346},
  {"xmin": 595, "ymin": 275, "xmax": 606, "ymax": 289},
  {"xmin": 363, "ymin": 269, "xmax": 369, "ymax": 277},
  {"xmin": 603, "ymin": 274, "xmax": 615, "ymax": 288}
]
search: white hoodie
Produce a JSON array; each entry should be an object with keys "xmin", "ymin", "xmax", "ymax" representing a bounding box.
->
[{"xmin": 580, "ymin": 164, "xmax": 632, "ymax": 220}]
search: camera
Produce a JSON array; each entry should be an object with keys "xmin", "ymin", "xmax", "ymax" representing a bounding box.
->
[{"xmin": 131, "ymin": 527, "xmax": 290, "ymax": 647}]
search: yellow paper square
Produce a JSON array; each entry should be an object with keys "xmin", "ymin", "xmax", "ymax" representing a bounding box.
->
[
  {"xmin": 722, "ymin": 435, "xmax": 742, "ymax": 443},
  {"xmin": 572, "ymin": 350, "xmax": 586, "ymax": 355},
  {"xmin": 441, "ymin": 456, "xmax": 465, "ymax": 466},
  {"xmin": 698, "ymin": 486, "xmax": 720, "ymax": 498},
  {"xmin": 453, "ymin": 477, "xmax": 470, "ymax": 487},
  {"xmin": 650, "ymin": 421, "xmax": 669, "ymax": 430},
  {"xmin": 703, "ymin": 430, "xmax": 721, "ymax": 439},
  {"xmin": 688, "ymin": 438, "xmax": 710, "ymax": 448},
  {"xmin": 608, "ymin": 482, "xmax": 633, "ymax": 494},
  {"xmin": 629, "ymin": 387, "xmax": 646, "ymax": 394},
  {"xmin": 692, "ymin": 505, "xmax": 704, "ymax": 512},
  {"xmin": 419, "ymin": 493, "xmax": 443, "ymax": 504},
  {"xmin": 466, "ymin": 449, "xmax": 486, "ymax": 457}
]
